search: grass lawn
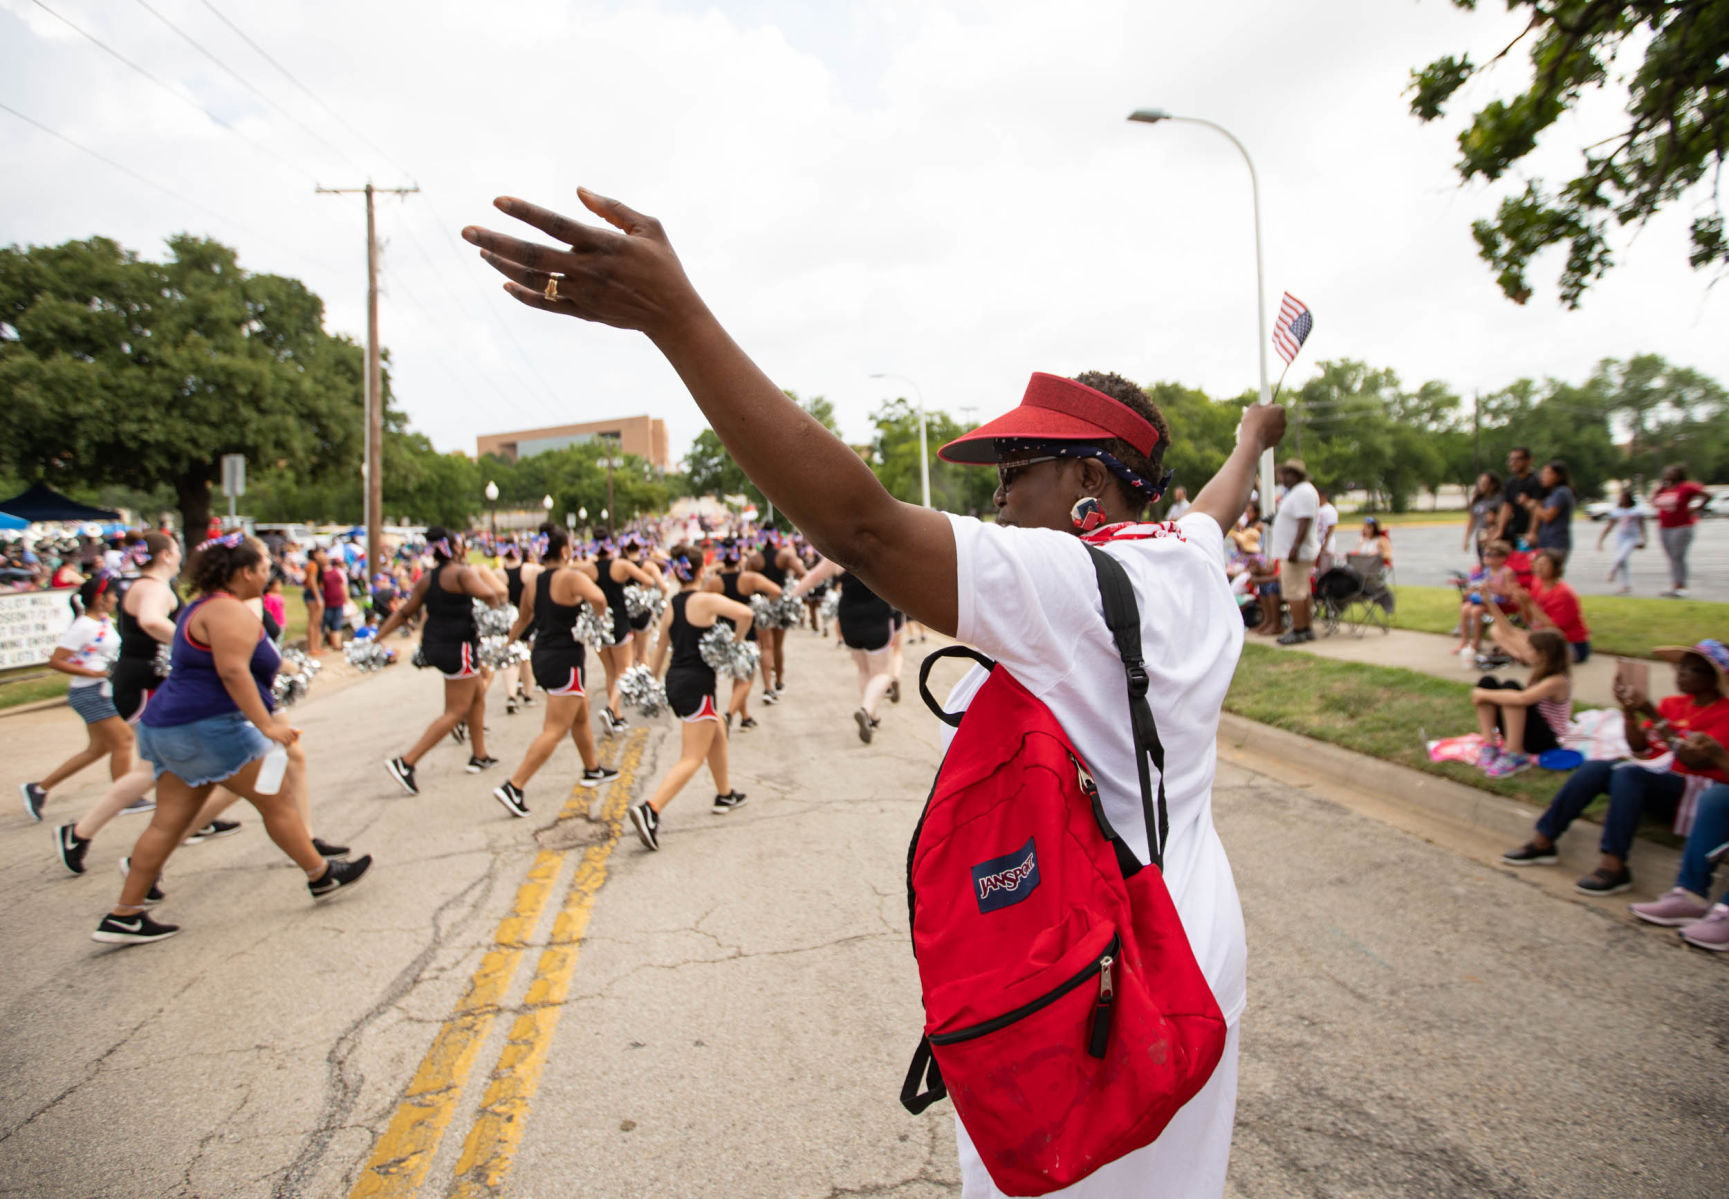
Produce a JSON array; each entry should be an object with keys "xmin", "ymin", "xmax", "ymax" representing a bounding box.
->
[
  {"xmin": 0, "ymin": 667, "xmax": 69, "ymax": 711},
  {"xmin": 1225, "ymin": 643, "xmax": 1679, "ymax": 842},
  {"xmin": 1393, "ymin": 585, "xmax": 1724, "ymax": 659}
]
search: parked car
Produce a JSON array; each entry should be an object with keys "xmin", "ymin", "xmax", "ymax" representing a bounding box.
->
[{"xmin": 1705, "ymin": 492, "xmax": 1729, "ymax": 519}]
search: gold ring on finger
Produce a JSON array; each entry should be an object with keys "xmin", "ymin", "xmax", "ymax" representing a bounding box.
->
[{"xmin": 544, "ymin": 275, "xmax": 560, "ymax": 301}]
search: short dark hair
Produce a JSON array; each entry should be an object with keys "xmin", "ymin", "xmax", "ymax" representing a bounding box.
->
[
  {"xmin": 1071, "ymin": 370, "xmax": 1170, "ymax": 514},
  {"xmin": 1510, "ymin": 446, "xmax": 1532, "ymax": 458},
  {"xmin": 189, "ymin": 536, "xmax": 266, "ymax": 595}
]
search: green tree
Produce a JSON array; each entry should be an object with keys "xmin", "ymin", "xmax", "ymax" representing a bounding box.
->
[
  {"xmin": 0, "ymin": 234, "xmax": 364, "ymax": 535},
  {"xmin": 1409, "ymin": 1, "xmax": 1729, "ymax": 306},
  {"xmin": 1148, "ymin": 381, "xmax": 1242, "ymax": 515}
]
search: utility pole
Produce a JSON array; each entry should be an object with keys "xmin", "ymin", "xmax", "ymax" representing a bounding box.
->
[
  {"xmin": 318, "ymin": 181, "xmax": 418, "ymax": 580},
  {"xmin": 1472, "ymin": 391, "xmax": 1481, "ymax": 479}
]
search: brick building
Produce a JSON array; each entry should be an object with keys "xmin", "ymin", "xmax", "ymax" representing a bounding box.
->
[{"xmin": 476, "ymin": 415, "xmax": 671, "ymax": 471}]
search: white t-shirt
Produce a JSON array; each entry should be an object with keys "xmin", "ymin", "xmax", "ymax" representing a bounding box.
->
[
  {"xmin": 945, "ymin": 512, "xmax": 1246, "ymax": 1198},
  {"xmin": 1317, "ymin": 501, "xmax": 1339, "ymax": 557},
  {"xmin": 56, "ymin": 615, "xmax": 119, "ymax": 690},
  {"xmin": 1166, "ymin": 498, "xmax": 1191, "ymax": 521},
  {"xmin": 1268, "ymin": 480, "xmax": 1320, "ymax": 561}
]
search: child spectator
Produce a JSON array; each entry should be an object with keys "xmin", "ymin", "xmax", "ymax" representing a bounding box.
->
[
  {"xmin": 1502, "ymin": 640, "xmax": 1729, "ymax": 895},
  {"xmin": 1595, "ymin": 491, "xmax": 1647, "ymax": 595},
  {"xmin": 1453, "ymin": 540, "xmax": 1520, "ymax": 661},
  {"xmin": 1470, "ymin": 628, "xmax": 1572, "ymax": 778},
  {"xmin": 1355, "ymin": 517, "xmax": 1393, "ymax": 568}
]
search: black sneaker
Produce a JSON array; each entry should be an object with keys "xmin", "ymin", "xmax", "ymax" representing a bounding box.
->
[
  {"xmin": 612, "ymin": 710, "xmax": 629, "ymax": 728},
  {"xmin": 450, "ymin": 721, "xmax": 468, "ymax": 745},
  {"xmin": 492, "ymin": 780, "xmax": 529, "ymax": 818},
  {"xmin": 517, "ymin": 689, "xmax": 535, "ymax": 708},
  {"xmin": 505, "ymin": 697, "xmax": 519, "ymax": 715},
  {"xmin": 774, "ymin": 680, "xmax": 785, "ymax": 693},
  {"xmin": 580, "ymin": 766, "xmax": 620, "ymax": 788},
  {"xmin": 854, "ymin": 707, "xmax": 874, "ymax": 744},
  {"xmin": 385, "ymin": 757, "xmax": 419, "ymax": 796},
  {"xmin": 629, "ymin": 801, "xmax": 660, "ymax": 851},
  {"xmin": 187, "ymin": 819, "xmax": 241, "ymax": 843},
  {"xmin": 739, "ymin": 716, "xmax": 758, "ymax": 729},
  {"xmin": 466, "ymin": 755, "xmax": 499, "ymax": 774},
  {"xmin": 711, "ymin": 790, "xmax": 748, "ymax": 814},
  {"xmin": 20, "ymin": 782, "xmax": 46, "ymax": 821},
  {"xmin": 312, "ymin": 837, "xmax": 349, "ymax": 858},
  {"xmin": 92, "ymin": 910, "xmax": 180, "ymax": 945},
  {"xmin": 762, "ymin": 690, "xmax": 780, "ymax": 706},
  {"xmin": 1576, "ymin": 867, "xmax": 1633, "ymax": 896},
  {"xmin": 309, "ymin": 853, "xmax": 373, "ymax": 900},
  {"xmin": 56, "ymin": 823, "xmax": 91, "ymax": 875},
  {"xmin": 117, "ymin": 856, "xmax": 166, "ymax": 905},
  {"xmin": 1501, "ymin": 842, "xmax": 1558, "ymax": 866},
  {"xmin": 888, "ymin": 680, "xmax": 901, "ymax": 704}
]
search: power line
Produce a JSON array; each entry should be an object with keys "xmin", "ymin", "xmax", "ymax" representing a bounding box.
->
[
  {"xmin": 194, "ymin": 0, "xmax": 418, "ymax": 184},
  {"xmin": 129, "ymin": 0, "xmax": 371, "ymax": 179},
  {"xmin": 29, "ymin": 0, "xmax": 317, "ymax": 186},
  {"xmin": 0, "ymin": 98, "xmax": 338, "ymax": 274}
]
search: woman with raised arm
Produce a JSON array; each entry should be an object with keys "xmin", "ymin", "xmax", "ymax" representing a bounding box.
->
[
  {"xmin": 377, "ymin": 528, "xmax": 506, "ymax": 796},
  {"xmin": 490, "ymin": 525, "xmax": 619, "ymax": 818},
  {"xmin": 92, "ymin": 535, "xmax": 370, "ymax": 946},
  {"xmin": 464, "ymin": 190, "xmax": 1284, "ymax": 1198}
]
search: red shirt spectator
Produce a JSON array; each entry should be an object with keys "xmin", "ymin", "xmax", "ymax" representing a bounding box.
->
[
  {"xmin": 1529, "ymin": 578, "xmax": 1587, "ymax": 644},
  {"xmin": 1653, "ymin": 479, "xmax": 1707, "ymax": 529},
  {"xmin": 1649, "ymin": 695, "xmax": 1729, "ymax": 782}
]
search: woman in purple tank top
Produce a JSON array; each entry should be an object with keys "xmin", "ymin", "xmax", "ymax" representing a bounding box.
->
[{"xmin": 92, "ymin": 535, "xmax": 373, "ymax": 947}]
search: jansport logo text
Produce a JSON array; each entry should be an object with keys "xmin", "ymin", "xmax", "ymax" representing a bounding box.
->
[{"xmin": 971, "ymin": 837, "xmax": 1041, "ymax": 914}]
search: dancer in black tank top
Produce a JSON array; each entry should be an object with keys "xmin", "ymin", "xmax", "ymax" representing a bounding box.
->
[
  {"xmin": 793, "ymin": 556, "xmax": 896, "ymax": 743},
  {"xmin": 621, "ymin": 534, "xmax": 666, "ymax": 670},
  {"xmin": 626, "ymin": 546, "xmax": 753, "ymax": 852},
  {"xmin": 493, "ymin": 541, "xmax": 535, "ymax": 716},
  {"xmin": 706, "ymin": 540, "xmax": 780, "ymax": 730},
  {"xmin": 579, "ymin": 529, "xmax": 658, "ymax": 736},
  {"xmin": 753, "ymin": 530, "xmax": 806, "ymax": 702},
  {"xmin": 375, "ymin": 529, "xmax": 507, "ymax": 796},
  {"xmin": 490, "ymin": 526, "xmax": 619, "ymax": 818}
]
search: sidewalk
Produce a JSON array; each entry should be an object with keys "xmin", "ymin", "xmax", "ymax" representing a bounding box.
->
[{"xmin": 1270, "ymin": 624, "xmax": 1621, "ymax": 707}]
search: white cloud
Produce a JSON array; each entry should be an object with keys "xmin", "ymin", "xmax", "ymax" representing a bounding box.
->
[{"xmin": 2, "ymin": 0, "xmax": 1722, "ymax": 472}]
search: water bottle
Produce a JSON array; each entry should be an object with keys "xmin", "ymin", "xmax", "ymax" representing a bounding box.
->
[{"xmin": 257, "ymin": 742, "xmax": 290, "ymax": 796}]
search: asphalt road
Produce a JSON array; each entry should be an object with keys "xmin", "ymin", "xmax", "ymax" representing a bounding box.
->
[
  {"xmin": 0, "ymin": 628, "xmax": 1723, "ymax": 1197},
  {"xmin": 1368, "ymin": 515, "xmax": 1729, "ymax": 598}
]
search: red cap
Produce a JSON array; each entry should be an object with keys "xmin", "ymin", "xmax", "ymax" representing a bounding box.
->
[{"xmin": 937, "ymin": 373, "xmax": 1162, "ymax": 465}]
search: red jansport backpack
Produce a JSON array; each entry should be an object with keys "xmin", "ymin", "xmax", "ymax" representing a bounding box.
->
[{"xmin": 900, "ymin": 546, "xmax": 1227, "ymax": 1196}]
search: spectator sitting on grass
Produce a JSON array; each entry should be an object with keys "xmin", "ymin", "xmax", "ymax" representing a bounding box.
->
[
  {"xmin": 1503, "ymin": 549, "xmax": 1590, "ymax": 664},
  {"xmin": 1502, "ymin": 639, "xmax": 1729, "ymax": 896},
  {"xmin": 1453, "ymin": 540, "xmax": 1520, "ymax": 661},
  {"xmin": 1354, "ymin": 517, "xmax": 1393, "ymax": 568},
  {"xmin": 1470, "ymin": 628, "xmax": 1573, "ymax": 778},
  {"xmin": 1228, "ymin": 501, "xmax": 1265, "ymax": 559},
  {"xmin": 1630, "ymin": 750, "xmax": 1729, "ymax": 950}
]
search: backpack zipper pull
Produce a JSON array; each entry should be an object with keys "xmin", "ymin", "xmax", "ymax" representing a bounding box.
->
[{"xmin": 1087, "ymin": 955, "xmax": 1115, "ymax": 1059}]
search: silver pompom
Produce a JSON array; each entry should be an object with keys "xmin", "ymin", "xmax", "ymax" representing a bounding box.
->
[
  {"xmin": 574, "ymin": 602, "xmax": 616, "ymax": 650},
  {"xmin": 819, "ymin": 589, "xmax": 841, "ymax": 625},
  {"xmin": 273, "ymin": 647, "xmax": 323, "ymax": 706},
  {"xmin": 153, "ymin": 640, "xmax": 173, "ymax": 679},
  {"xmin": 749, "ymin": 592, "xmax": 801, "ymax": 630},
  {"xmin": 411, "ymin": 644, "xmax": 429, "ymax": 669},
  {"xmin": 699, "ymin": 622, "xmax": 760, "ymax": 680},
  {"xmin": 473, "ymin": 600, "xmax": 518, "ymax": 639},
  {"xmin": 617, "ymin": 663, "xmax": 668, "ymax": 718},
  {"xmin": 624, "ymin": 584, "xmax": 665, "ymax": 620},
  {"xmin": 478, "ymin": 634, "xmax": 532, "ymax": 670},
  {"xmin": 770, "ymin": 593, "xmax": 805, "ymax": 629},
  {"xmin": 343, "ymin": 639, "xmax": 393, "ymax": 673}
]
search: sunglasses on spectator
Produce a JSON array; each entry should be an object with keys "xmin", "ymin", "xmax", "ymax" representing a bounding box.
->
[{"xmin": 996, "ymin": 456, "xmax": 1057, "ymax": 492}]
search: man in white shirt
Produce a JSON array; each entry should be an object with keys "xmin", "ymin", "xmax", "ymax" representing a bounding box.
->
[
  {"xmin": 1315, "ymin": 490, "xmax": 1339, "ymax": 573},
  {"xmin": 1165, "ymin": 485, "xmax": 1191, "ymax": 521},
  {"xmin": 1268, "ymin": 460, "xmax": 1321, "ymax": 645}
]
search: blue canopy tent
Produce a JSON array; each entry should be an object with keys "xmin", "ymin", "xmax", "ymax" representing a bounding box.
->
[
  {"xmin": 0, "ymin": 483, "xmax": 122, "ymax": 524},
  {"xmin": 0, "ymin": 511, "xmax": 25, "ymax": 531}
]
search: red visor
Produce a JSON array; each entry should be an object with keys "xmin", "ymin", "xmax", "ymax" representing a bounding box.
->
[{"xmin": 937, "ymin": 373, "xmax": 1162, "ymax": 465}]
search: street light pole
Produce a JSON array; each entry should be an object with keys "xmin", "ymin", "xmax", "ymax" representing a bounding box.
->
[
  {"xmin": 484, "ymin": 479, "xmax": 499, "ymax": 539},
  {"xmin": 1127, "ymin": 108, "xmax": 1275, "ymax": 510},
  {"xmin": 869, "ymin": 373, "xmax": 931, "ymax": 508}
]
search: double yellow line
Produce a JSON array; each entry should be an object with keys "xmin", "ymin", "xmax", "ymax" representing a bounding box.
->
[{"xmin": 350, "ymin": 729, "xmax": 647, "ymax": 1198}]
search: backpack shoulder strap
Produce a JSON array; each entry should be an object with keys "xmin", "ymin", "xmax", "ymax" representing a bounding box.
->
[
  {"xmin": 1082, "ymin": 543, "xmax": 1170, "ymax": 872},
  {"xmin": 918, "ymin": 644, "xmax": 994, "ymax": 727}
]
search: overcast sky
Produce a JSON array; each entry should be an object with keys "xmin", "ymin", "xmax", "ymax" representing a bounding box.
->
[{"xmin": 4, "ymin": 0, "xmax": 1725, "ymax": 467}]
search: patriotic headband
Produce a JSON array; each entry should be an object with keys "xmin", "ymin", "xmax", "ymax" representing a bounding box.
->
[
  {"xmin": 429, "ymin": 537, "xmax": 454, "ymax": 559},
  {"xmin": 197, "ymin": 531, "xmax": 246, "ymax": 552},
  {"xmin": 995, "ymin": 438, "xmax": 1174, "ymax": 503},
  {"xmin": 668, "ymin": 555, "xmax": 697, "ymax": 582}
]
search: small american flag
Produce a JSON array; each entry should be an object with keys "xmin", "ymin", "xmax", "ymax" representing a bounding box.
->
[{"xmin": 1271, "ymin": 292, "xmax": 1313, "ymax": 365}]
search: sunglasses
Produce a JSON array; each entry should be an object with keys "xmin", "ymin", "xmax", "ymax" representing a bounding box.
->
[{"xmin": 996, "ymin": 456, "xmax": 1057, "ymax": 492}]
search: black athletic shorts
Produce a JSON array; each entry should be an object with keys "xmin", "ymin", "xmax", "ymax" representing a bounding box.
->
[
  {"xmin": 421, "ymin": 638, "xmax": 481, "ymax": 680},
  {"xmin": 531, "ymin": 647, "xmax": 586, "ymax": 696},
  {"xmin": 111, "ymin": 660, "xmax": 166, "ymax": 724},
  {"xmin": 608, "ymin": 606, "xmax": 633, "ymax": 647},
  {"xmin": 665, "ymin": 666, "xmax": 719, "ymax": 722},
  {"xmin": 839, "ymin": 611, "xmax": 892, "ymax": 653}
]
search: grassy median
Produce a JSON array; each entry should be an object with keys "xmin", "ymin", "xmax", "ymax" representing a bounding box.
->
[{"xmin": 1392, "ymin": 585, "xmax": 1723, "ymax": 659}]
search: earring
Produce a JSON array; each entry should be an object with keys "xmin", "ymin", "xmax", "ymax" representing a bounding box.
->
[{"xmin": 1070, "ymin": 496, "xmax": 1107, "ymax": 532}]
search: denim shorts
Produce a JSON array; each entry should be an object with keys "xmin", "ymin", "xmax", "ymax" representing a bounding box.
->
[
  {"xmin": 138, "ymin": 710, "xmax": 271, "ymax": 787},
  {"xmin": 67, "ymin": 684, "xmax": 119, "ymax": 725}
]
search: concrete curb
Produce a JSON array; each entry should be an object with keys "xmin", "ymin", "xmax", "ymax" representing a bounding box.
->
[{"xmin": 1217, "ymin": 711, "xmax": 1682, "ymax": 884}]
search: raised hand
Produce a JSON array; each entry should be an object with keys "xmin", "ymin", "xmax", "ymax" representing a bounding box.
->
[
  {"xmin": 1236, "ymin": 403, "xmax": 1287, "ymax": 455},
  {"xmin": 461, "ymin": 190, "xmax": 704, "ymax": 339}
]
